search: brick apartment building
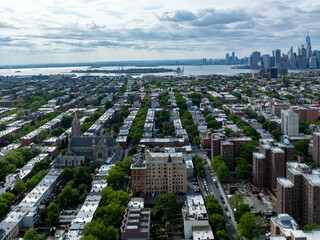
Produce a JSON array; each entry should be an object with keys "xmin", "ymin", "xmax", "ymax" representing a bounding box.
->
[
  {"xmin": 252, "ymin": 139, "xmax": 294, "ymax": 191},
  {"xmin": 131, "ymin": 152, "xmax": 187, "ymax": 197},
  {"xmin": 291, "ymin": 106, "xmax": 319, "ymax": 122},
  {"xmin": 277, "ymin": 162, "xmax": 320, "ymax": 226},
  {"xmin": 312, "ymin": 132, "xmax": 320, "ymax": 166},
  {"xmin": 211, "ymin": 133, "xmax": 252, "ymax": 171}
]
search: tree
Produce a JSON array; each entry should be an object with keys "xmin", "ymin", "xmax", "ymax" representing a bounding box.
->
[
  {"xmin": 116, "ymin": 157, "xmax": 132, "ymax": 174},
  {"xmin": 105, "ymin": 165, "xmax": 126, "ymax": 190},
  {"xmin": 216, "ymin": 230, "xmax": 230, "ymax": 240},
  {"xmin": 82, "ymin": 220, "xmax": 108, "ymax": 240},
  {"xmin": 0, "ymin": 123, "xmax": 5, "ymax": 131},
  {"xmin": 193, "ymin": 136, "xmax": 201, "ymax": 146},
  {"xmin": 73, "ymin": 167, "xmax": 92, "ymax": 187},
  {"xmin": 61, "ymin": 115, "xmax": 74, "ymax": 128},
  {"xmin": 239, "ymin": 143, "xmax": 256, "ymax": 163},
  {"xmin": 102, "ymin": 202, "xmax": 125, "ymax": 227},
  {"xmin": 37, "ymin": 130, "xmax": 48, "ymax": 143},
  {"xmin": 206, "ymin": 201, "xmax": 223, "ymax": 215},
  {"xmin": 209, "ymin": 214, "xmax": 226, "ymax": 232},
  {"xmin": 228, "ymin": 192, "xmax": 244, "ymax": 208},
  {"xmin": 216, "ymin": 162, "xmax": 231, "ymax": 180},
  {"xmin": 128, "ymin": 145, "xmax": 138, "ymax": 156},
  {"xmin": 211, "ymin": 155, "xmax": 225, "ymax": 171},
  {"xmin": 304, "ymin": 223, "xmax": 320, "ymax": 231},
  {"xmin": 81, "ymin": 235, "xmax": 99, "ymax": 240},
  {"xmin": 293, "ymin": 140, "xmax": 309, "ymax": 156},
  {"xmin": 152, "ymin": 193, "xmax": 180, "ymax": 223},
  {"xmin": 235, "ymin": 159, "xmax": 251, "ymax": 179},
  {"xmin": 224, "ymin": 128, "xmax": 232, "ymax": 137},
  {"xmin": 267, "ymin": 121, "xmax": 278, "ymax": 132},
  {"xmin": 234, "ymin": 203, "xmax": 251, "ymax": 223},
  {"xmin": 0, "ymin": 192, "xmax": 15, "ymax": 216},
  {"xmin": 237, "ymin": 212, "xmax": 265, "ymax": 239},
  {"xmin": 271, "ymin": 129, "xmax": 282, "ymax": 141},
  {"xmin": 105, "ymin": 226, "xmax": 118, "ymax": 240},
  {"xmin": 23, "ymin": 228, "xmax": 45, "ymax": 240},
  {"xmin": 61, "ymin": 168, "xmax": 74, "ymax": 182},
  {"xmin": 50, "ymin": 127, "xmax": 65, "ymax": 137},
  {"xmin": 14, "ymin": 178, "xmax": 25, "ymax": 194},
  {"xmin": 58, "ymin": 183, "xmax": 80, "ymax": 209},
  {"xmin": 105, "ymin": 101, "xmax": 114, "ymax": 110},
  {"xmin": 46, "ymin": 202, "xmax": 60, "ymax": 227}
]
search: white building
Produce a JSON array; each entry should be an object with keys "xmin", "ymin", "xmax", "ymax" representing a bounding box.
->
[
  {"xmin": 182, "ymin": 195, "xmax": 214, "ymax": 239},
  {"xmin": 281, "ymin": 109, "xmax": 299, "ymax": 137}
]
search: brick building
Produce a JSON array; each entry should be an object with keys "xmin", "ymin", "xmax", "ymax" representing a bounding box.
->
[
  {"xmin": 312, "ymin": 132, "xmax": 320, "ymax": 166},
  {"xmin": 252, "ymin": 139, "xmax": 294, "ymax": 191},
  {"xmin": 131, "ymin": 152, "xmax": 187, "ymax": 197},
  {"xmin": 221, "ymin": 141, "xmax": 235, "ymax": 170},
  {"xmin": 291, "ymin": 106, "xmax": 319, "ymax": 122},
  {"xmin": 276, "ymin": 162, "xmax": 320, "ymax": 226}
]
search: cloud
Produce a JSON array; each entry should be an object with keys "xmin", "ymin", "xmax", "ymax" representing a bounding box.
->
[
  {"xmin": 0, "ymin": 0, "xmax": 320, "ymax": 65},
  {"xmin": 0, "ymin": 22, "xmax": 16, "ymax": 29},
  {"xmin": 159, "ymin": 10, "xmax": 196, "ymax": 22},
  {"xmin": 158, "ymin": 8, "xmax": 252, "ymax": 26}
]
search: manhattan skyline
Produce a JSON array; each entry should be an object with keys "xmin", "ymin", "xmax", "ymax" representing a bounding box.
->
[{"xmin": 0, "ymin": 0, "xmax": 320, "ymax": 65}]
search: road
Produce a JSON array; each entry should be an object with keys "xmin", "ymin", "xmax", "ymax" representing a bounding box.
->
[{"xmin": 194, "ymin": 150, "xmax": 237, "ymax": 240}]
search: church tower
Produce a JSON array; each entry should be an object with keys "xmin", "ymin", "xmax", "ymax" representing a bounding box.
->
[{"xmin": 71, "ymin": 113, "xmax": 81, "ymax": 137}]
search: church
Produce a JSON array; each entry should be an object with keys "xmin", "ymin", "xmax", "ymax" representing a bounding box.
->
[{"xmin": 54, "ymin": 113, "xmax": 123, "ymax": 169}]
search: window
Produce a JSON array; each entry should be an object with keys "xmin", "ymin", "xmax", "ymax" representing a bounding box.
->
[{"xmin": 98, "ymin": 152, "xmax": 103, "ymax": 159}]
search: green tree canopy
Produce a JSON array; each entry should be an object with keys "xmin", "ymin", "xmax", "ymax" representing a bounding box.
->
[
  {"xmin": 46, "ymin": 202, "xmax": 60, "ymax": 227},
  {"xmin": 73, "ymin": 167, "xmax": 92, "ymax": 187},
  {"xmin": 152, "ymin": 193, "xmax": 180, "ymax": 223},
  {"xmin": 23, "ymin": 228, "xmax": 45, "ymax": 240},
  {"xmin": 14, "ymin": 178, "xmax": 25, "ymax": 194},
  {"xmin": 234, "ymin": 203, "xmax": 251, "ymax": 223},
  {"xmin": 105, "ymin": 165, "xmax": 127, "ymax": 190},
  {"xmin": 237, "ymin": 212, "xmax": 265, "ymax": 239}
]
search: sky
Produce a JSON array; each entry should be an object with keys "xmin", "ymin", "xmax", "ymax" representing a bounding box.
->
[{"xmin": 0, "ymin": 0, "xmax": 319, "ymax": 65}]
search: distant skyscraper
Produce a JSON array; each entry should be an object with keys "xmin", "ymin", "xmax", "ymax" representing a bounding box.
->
[
  {"xmin": 275, "ymin": 49, "xmax": 281, "ymax": 67},
  {"xmin": 309, "ymin": 56, "xmax": 317, "ymax": 69},
  {"xmin": 270, "ymin": 56, "xmax": 275, "ymax": 68},
  {"xmin": 281, "ymin": 109, "xmax": 299, "ymax": 136},
  {"xmin": 306, "ymin": 34, "xmax": 312, "ymax": 60},
  {"xmin": 306, "ymin": 34, "xmax": 311, "ymax": 48},
  {"xmin": 288, "ymin": 47, "xmax": 297, "ymax": 69},
  {"xmin": 225, "ymin": 53, "xmax": 230, "ymax": 65},
  {"xmin": 262, "ymin": 54, "xmax": 270, "ymax": 69},
  {"xmin": 251, "ymin": 51, "xmax": 260, "ymax": 69}
]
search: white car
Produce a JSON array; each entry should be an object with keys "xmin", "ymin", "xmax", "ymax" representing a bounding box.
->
[{"xmin": 226, "ymin": 212, "xmax": 231, "ymax": 218}]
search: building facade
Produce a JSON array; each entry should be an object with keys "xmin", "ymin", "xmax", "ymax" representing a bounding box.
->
[
  {"xmin": 131, "ymin": 152, "xmax": 187, "ymax": 196},
  {"xmin": 281, "ymin": 109, "xmax": 299, "ymax": 136},
  {"xmin": 276, "ymin": 162, "xmax": 320, "ymax": 226}
]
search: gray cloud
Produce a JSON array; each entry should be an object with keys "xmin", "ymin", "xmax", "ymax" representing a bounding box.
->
[
  {"xmin": 159, "ymin": 10, "xmax": 196, "ymax": 22},
  {"xmin": 158, "ymin": 8, "xmax": 252, "ymax": 26}
]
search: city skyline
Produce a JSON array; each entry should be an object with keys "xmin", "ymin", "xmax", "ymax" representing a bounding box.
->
[{"xmin": 0, "ymin": 0, "xmax": 320, "ymax": 65}]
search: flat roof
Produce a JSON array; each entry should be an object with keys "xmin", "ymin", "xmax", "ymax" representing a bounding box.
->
[{"xmin": 277, "ymin": 178, "xmax": 294, "ymax": 188}]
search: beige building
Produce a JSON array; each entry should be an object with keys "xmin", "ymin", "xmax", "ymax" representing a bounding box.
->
[{"xmin": 131, "ymin": 152, "xmax": 187, "ymax": 196}]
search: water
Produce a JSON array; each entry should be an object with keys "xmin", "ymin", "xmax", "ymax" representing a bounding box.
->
[{"xmin": 0, "ymin": 65, "xmax": 257, "ymax": 77}]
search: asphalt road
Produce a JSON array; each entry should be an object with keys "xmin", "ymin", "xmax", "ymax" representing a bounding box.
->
[
  {"xmin": 194, "ymin": 149, "xmax": 237, "ymax": 240},
  {"xmin": 203, "ymin": 165, "xmax": 237, "ymax": 240}
]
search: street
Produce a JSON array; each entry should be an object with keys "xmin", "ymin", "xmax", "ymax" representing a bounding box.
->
[{"xmin": 194, "ymin": 149, "xmax": 237, "ymax": 240}]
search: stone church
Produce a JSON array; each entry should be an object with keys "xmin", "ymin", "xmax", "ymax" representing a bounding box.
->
[{"xmin": 55, "ymin": 113, "xmax": 123, "ymax": 168}]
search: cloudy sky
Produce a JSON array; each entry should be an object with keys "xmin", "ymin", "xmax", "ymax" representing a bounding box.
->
[{"xmin": 0, "ymin": 0, "xmax": 319, "ymax": 65}]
